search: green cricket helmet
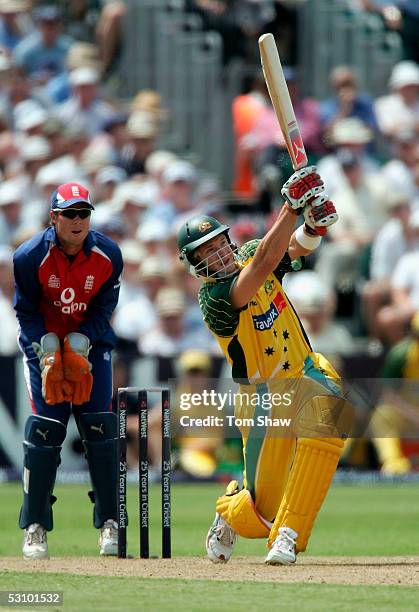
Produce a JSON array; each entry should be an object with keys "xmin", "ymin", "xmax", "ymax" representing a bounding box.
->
[{"xmin": 177, "ymin": 214, "xmax": 237, "ymax": 278}]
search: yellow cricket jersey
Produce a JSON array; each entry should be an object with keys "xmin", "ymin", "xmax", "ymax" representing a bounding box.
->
[{"xmin": 198, "ymin": 239, "xmax": 313, "ymax": 383}]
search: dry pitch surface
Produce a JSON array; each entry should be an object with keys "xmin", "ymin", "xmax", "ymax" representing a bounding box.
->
[{"xmin": 2, "ymin": 556, "xmax": 419, "ymax": 586}]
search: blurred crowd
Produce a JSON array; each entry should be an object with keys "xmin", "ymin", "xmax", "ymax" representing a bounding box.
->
[{"xmin": 1, "ymin": 1, "xmax": 419, "ymax": 477}]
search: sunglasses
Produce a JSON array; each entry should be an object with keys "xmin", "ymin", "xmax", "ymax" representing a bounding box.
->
[{"xmin": 54, "ymin": 208, "xmax": 92, "ymax": 220}]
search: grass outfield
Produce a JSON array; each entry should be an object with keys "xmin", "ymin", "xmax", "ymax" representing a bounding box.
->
[
  {"xmin": 1, "ymin": 482, "xmax": 419, "ymax": 610},
  {"xmin": 1, "ymin": 573, "xmax": 419, "ymax": 611}
]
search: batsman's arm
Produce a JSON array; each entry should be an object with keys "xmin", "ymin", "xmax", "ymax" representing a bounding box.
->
[{"xmin": 230, "ymin": 205, "xmax": 297, "ymax": 309}]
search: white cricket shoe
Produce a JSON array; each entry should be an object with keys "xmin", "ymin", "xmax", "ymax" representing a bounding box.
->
[
  {"xmin": 265, "ymin": 527, "xmax": 297, "ymax": 565},
  {"xmin": 99, "ymin": 519, "xmax": 118, "ymax": 556},
  {"xmin": 205, "ymin": 513, "xmax": 237, "ymax": 563},
  {"xmin": 23, "ymin": 523, "xmax": 49, "ymax": 560}
]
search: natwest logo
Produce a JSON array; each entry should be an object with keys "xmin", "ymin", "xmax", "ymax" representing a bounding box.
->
[{"xmin": 53, "ymin": 287, "xmax": 87, "ymax": 314}]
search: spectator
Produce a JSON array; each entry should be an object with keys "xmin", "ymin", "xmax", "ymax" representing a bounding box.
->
[
  {"xmin": 110, "ymin": 179, "xmax": 156, "ymax": 239},
  {"xmin": 329, "ymin": 148, "xmax": 389, "ymax": 239},
  {"xmin": 0, "ymin": 177, "xmax": 34, "ymax": 244},
  {"xmin": 93, "ymin": 164, "xmax": 127, "ymax": 206},
  {"xmin": 370, "ymin": 312, "xmax": 419, "ymax": 475},
  {"xmin": 144, "ymin": 149, "xmax": 179, "ymax": 188},
  {"xmin": 315, "ymin": 147, "xmax": 390, "ymax": 292},
  {"xmin": 13, "ymin": 5, "xmax": 73, "ymax": 81},
  {"xmin": 172, "ymin": 349, "xmax": 223, "ymax": 479},
  {"xmin": 144, "ymin": 160, "xmax": 198, "ymax": 232},
  {"xmin": 375, "ymin": 61, "xmax": 419, "ymax": 140},
  {"xmin": 130, "ymin": 89, "xmax": 167, "ymax": 130},
  {"xmin": 320, "ymin": 66, "xmax": 378, "ymax": 136},
  {"xmin": 95, "ymin": 111, "xmax": 128, "ymax": 165},
  {"xmin": 284, "ymin": 270, "xmax": 355, "ymax": 369},
  {"xmin": 376, "ymin": 209, "xmax": 419, "ymax": 344},
  {"xmin": 0, "ymin": 0, "xmax": 31, "ymax": 53},
  {"xmin": 54, "ymin": 66, "xmax": 115, "ymax": 137},
  {"xmin": 247, "ymin": 66, "xmax": 323, "ymax": 208},
  {"xmin": 17, "ymin": 135, "xmax": 51, "ymax": 226},
  {"xmin": 140, "ymin": 286, "xmax": 212, "ymax": 357},
  {"xmin": 95, "ymin": 0, "xmax": 126, "ymax": 76},
  {"xmin": 0, "ymin": 245, "xmax": 19, "ymax": 355},
  {"xmin": 317, "ymin": 117, "xmax": 378, "ymax": 198},
  {"xmin": 362, "ymin": 196, "xmax": 418, "ymax": 339},
  {"xmin": 119, "ymin": 111, "xmax": 158, "ymax": 177},
  {"xmin": 231, "ymin": 71, "xmax": 269, "ymax": 199},
  {"xmin": 361, "ymin": 1, "xmax": 419, "ymax": 63},
  {"xmin": 45, "ymin": 41, "xmax": 102, "ymax": 104},
  {"xmin": 117, "ymin": 239, "xmax": 146, "ymax": 308},
  {"xmin": 113, "ymin": 256, "xmax": 167, "ymax": 344},
  {"xmin": 13, "ymin": 99, "xmax": 48, "ymax": 137},
  {"xmin": 380, "ymin": 129, "xmax": 419, "ymax": 201}
]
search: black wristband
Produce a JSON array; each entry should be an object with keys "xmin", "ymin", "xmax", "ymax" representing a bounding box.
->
[{"xmin": 304, "ymin": 223, "xmax": 318, "ymax": 236}]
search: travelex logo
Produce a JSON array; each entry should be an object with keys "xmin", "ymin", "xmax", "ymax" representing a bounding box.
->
[
  {"xmin": 253, "ymin": 293, "xmax": 287, "ymax": 331},
  {"xmin": 53, "ymin": 287, "xmax": 87, "ymax": 314}
]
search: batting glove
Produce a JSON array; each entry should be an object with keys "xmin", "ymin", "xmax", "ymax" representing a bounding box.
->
[
  {"xmin": 32, "ymin": 333, "xmax": 73, "ymax": 405},
  {"xmin": 63, "ymin": 333, "xmax": 93, "ymax": 405},
  {"xmin": 303, "ymin": 194, "xmax": 339, "ymax": 235},
  {"xmin": 281, "ymin": 165, "xmax": 325, "ymax": 212}
]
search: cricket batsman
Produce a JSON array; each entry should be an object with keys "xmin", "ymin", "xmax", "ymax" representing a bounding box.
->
[
  {"xmin": 177, "ymin": 166, "xmax": 352, "ymax": 565},
  {"xmin": 13, "ymin": 182, "xmax": 123, "ymax": 559}
]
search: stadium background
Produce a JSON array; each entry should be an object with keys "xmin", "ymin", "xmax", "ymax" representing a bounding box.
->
[{"xmin": 1, "ymin": 0, "xmax": 419, "ymax": 480}]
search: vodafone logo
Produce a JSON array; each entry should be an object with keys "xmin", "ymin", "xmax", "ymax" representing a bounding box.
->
[
  {"xmin": 60, "ymin": 288, "xmax": 75, "ymax": 304},
  {"xmin": 54, "ymin": 287, "xmax": 87, "ymax": 314}
]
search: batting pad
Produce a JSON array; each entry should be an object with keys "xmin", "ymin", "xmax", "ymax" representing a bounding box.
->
[
  {"xmin": 268, "ymin": 437, "xmax": 344, "ymax": 552},
  {"xmin": 216, "ymin": 487, "xmax": 271, "ymax": 539}
]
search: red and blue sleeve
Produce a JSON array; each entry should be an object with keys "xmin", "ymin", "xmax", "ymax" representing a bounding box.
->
[
  {"xmin": 78, "ymin": 241, "xmax": 123, "ymax": 344},
  {"xmin": 13, "ymin": 249, "xmax": 48, "ymax": 348}
]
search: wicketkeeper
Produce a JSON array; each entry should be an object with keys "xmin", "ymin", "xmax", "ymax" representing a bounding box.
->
[
  {"xmin": 13, "ymin": 183, "xmax": 123, "ymax": 559},
  {"xmin": 178, "ymin": 166, "xmax": 352, "ymax": 565}
]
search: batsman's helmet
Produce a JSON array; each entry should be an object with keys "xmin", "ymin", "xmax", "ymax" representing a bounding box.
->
[{"xmin": 177, "ymin": 214, "xmax": 236, "ymax": 278}]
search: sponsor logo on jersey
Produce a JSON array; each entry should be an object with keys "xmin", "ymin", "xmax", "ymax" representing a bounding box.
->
[
  {"xmin": 84, "ymin": 275, "xmax": 95, "ymax": 291},
  {"xmin": 252, "ymin": 293, "xmax": 287, "ymax": 331},
  {"xmin": 53, "ymin": 287, "xmax": 87, "ymax": 314},
  {"xmin": 47, "ymin": 274, "xmax": 60, "ymax": 288}
]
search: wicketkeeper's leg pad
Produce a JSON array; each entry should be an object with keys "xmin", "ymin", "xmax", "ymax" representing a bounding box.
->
[
  {"xmin": 19, "ymin": 416, "xmax": 66, "ymax": 531},
  {"xmin": 216, "ymin": 481, "xmax": 271, "ymax": 539},
  {"xmin": 268, "ymin": 436, "xmax": 344, "ymax": 552},
  {"xmin": 77, "ymin": 412, "xmax": 118, "ymax": 528}
]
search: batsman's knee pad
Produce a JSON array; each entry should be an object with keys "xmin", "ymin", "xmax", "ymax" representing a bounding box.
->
[
  {"xmin": 78, "ymin": 411, "xmax": 117, "ymax": 441},
  {"xmin": 293, "ymin": 394, "xmax": 354, "ymax": 439},
  {"xmin": 216, "ymin": 481, "xmax": 271, "ymax": 539},
  {"xmin": 25, "ymin": 415, "xmax": 67, "ymax": 447}
]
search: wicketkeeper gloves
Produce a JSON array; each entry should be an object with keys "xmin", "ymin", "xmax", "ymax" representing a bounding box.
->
[
  {"xmin": 33, "ymin": 332, "xmax": 93, "ymax": 406},
  {"xmin": 32, "ymin": 333, "xmax": 73, "ymax": 405},
  {"xmin": 62, "ymin": 333, "xmax": 93, "ymax": 405}
]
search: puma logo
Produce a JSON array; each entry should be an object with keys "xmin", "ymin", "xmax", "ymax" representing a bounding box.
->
[
  {"xmin": 36, "ymin": 429, "xmax": 48, "ymax": 441},
  {"xmin": 293, "ymin": 141, "xmax": 305, "ymax": 158},
  {"xmin": 91, "ymin": 424, "xmax": 104, "ymax": 435}
]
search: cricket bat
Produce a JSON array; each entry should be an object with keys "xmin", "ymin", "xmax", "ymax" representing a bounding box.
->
[{"xmin": 258, "ymin": 33, "xmax": 308, "ymax": 171}]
